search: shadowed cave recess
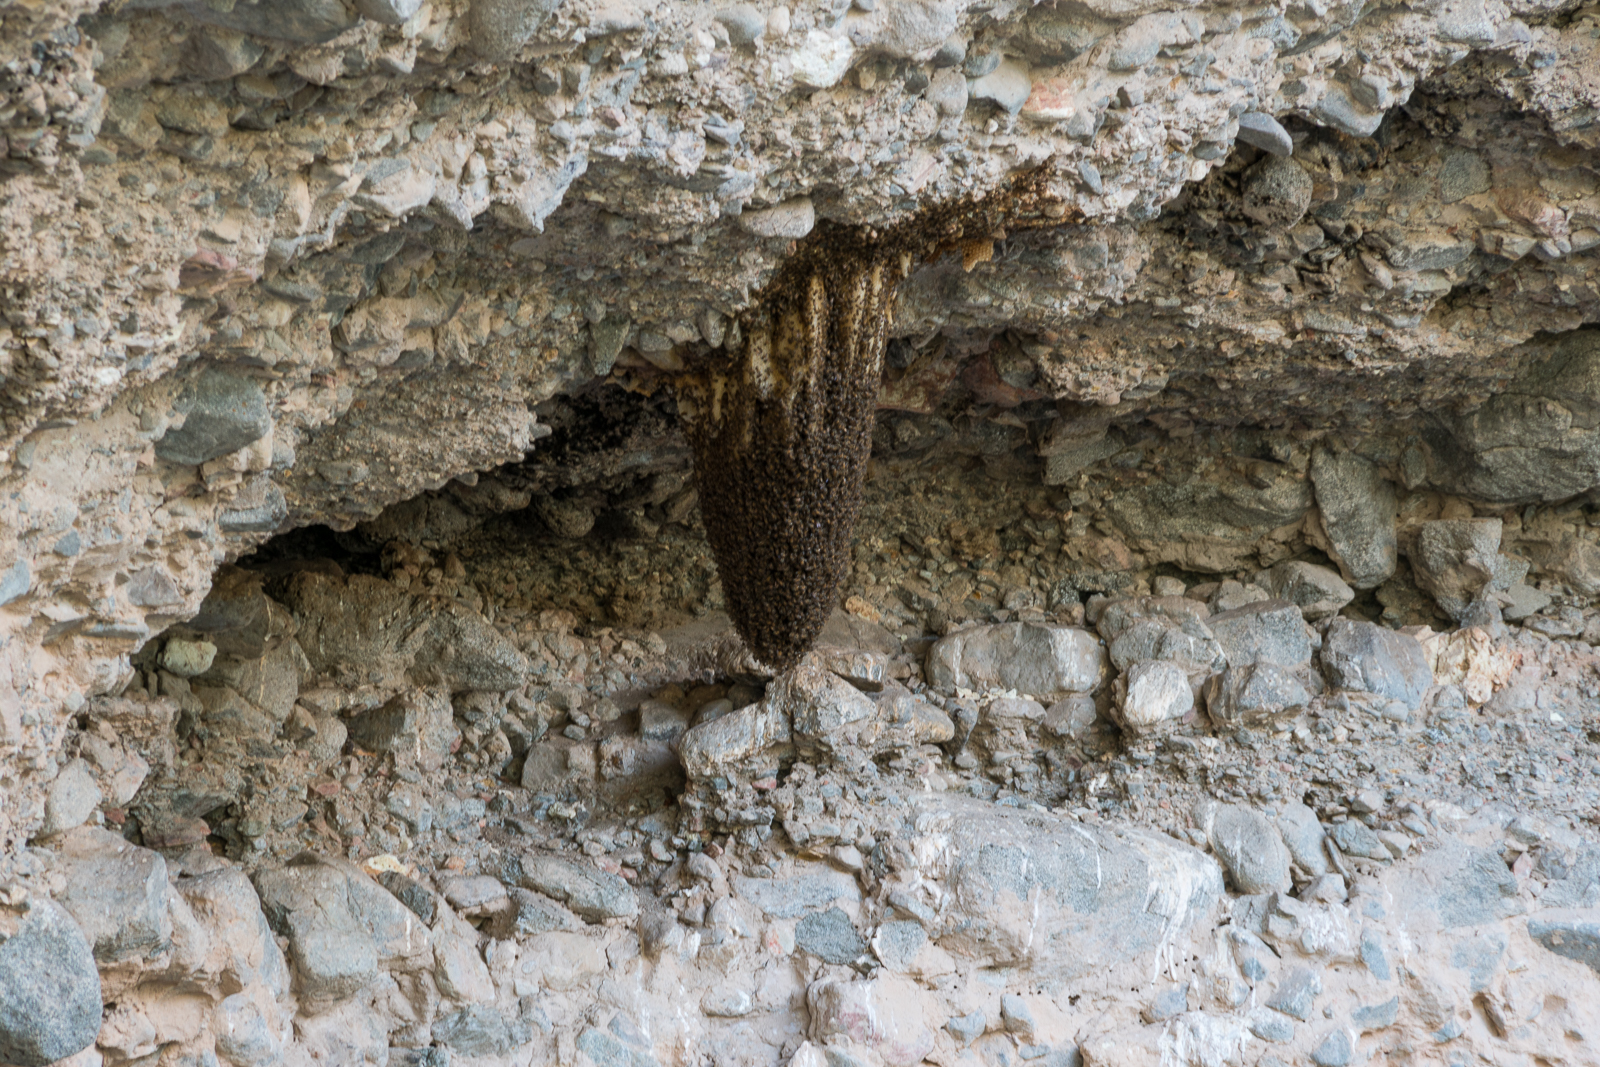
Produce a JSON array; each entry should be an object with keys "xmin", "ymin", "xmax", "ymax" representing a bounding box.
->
[{"xmin": 5, "ymin": 0, "xmax": 1600, "ymax": 1065}]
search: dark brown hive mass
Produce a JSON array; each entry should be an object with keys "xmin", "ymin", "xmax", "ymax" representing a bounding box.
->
[{"xmin": 677, "ymin": 162, "xmax": 1077, "ymax": 672}]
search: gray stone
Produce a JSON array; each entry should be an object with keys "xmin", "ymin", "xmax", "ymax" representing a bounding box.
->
[
  {"xmin": 1206, "ymin": 804, "xmax": 1291, "ymax": 894},
  {"xmin": 575, "ymin": 1023, "xmax": 659, "ymax": 1067},
  {"xmin": 1000, "ymin": 993, "xmax": 1035, "ymax": 1038},
  {"xmin": 874, "ymin": 0, "xmax": 963, "ymax": 59},
  {"xmin": 1242, "ymin": 157, "xmax": 1312, "ymax": 228},
  {"xmin": 1311, "ymin": 82, "xmax": 1384, "ymax": 137},
  {"xmin": 415, "ymin": 603, "xmax": 528, "ymax": 692},
  {"xmin": 161, "ymin": 636, "xmax": 218, "ymax": 678},
  {"xmin": 796, "ymin": 907, "xmax": 865, "ymax": 964},
  {"xmin": 589, "ymin": 316, "xmax": 631, "ymax": 375},
  {"xmin": 734, "ymin": 868, "xmax": 861, "ymax": 918},
  {"xmin": 1208, "ymin": 600, "xmax": 1311, "ymax": 670},
  {"xmin": 1266, "ymin": 966, "xmax": 1321, "ymax": 1021},
  {"xmin": 390, "ymin": 1050, "xmax": 450, "ymax": 1067},
  {"xmin": 434, "ymin": 1006, "xmax": 527, "ymax": 1057},
  {"xmin": 1353, "ymin": 996, "xmax": 1399, "ymax": 1031},
  {"xmin": 927, "ymin": 622, "xmax": 1107, "ymax": 699},
  {"xmin": 1115, "ymin": 660, "xmax": 1193, "ymax": 735},
  {"xmin": 924, "ymin": 68, "xmax": 968, "ymax": 117},
  {"xmin": 156, "ymin": 368, "xmax": 272, "ymax": 466},
  {"xmin": 176, "ymin": 0, "xmax": 359, "ymax": 43},
  {"xmin": 1414, "ymin": 843, "xmax": 1522, "ymax": 928},
  {"xmin": 969, "ymin": 59, "xmax": 1031, "ymax": 115},
  {"xmin": 1142, "ymin": 984, "xmax": 1189, "ymax": 1023},
  {"xmin": 494, "ymin": 888, "xmax": 578, "ymax": 937},
  {"xmin": 1320, "ymin": 618, "xmax": 1432, "ymax": 711},
  {"xmin": 215, "ymin": 992, "xmax": 282, "ymax": 1067},
  {"xmin": 1437, "ymin": 331, "xmax": 1600, "ymax": 503},
  {"xmin": 1450, "ymin": 930, "xmax": 1506, "ymax": 991},
  {"xmin": 219, "ymin": 476, "xmax": 288, "ymax": 534},
  {"xmin": 177, "ymin": 869, "xmax": 291, "ymax": 997},
  {"xmin": 1310, "ymin": 1029, "xmax": 1353, "ymax": 1067},
  {"xmin": 1438, "ymin": 149, "xmax": 1490, "ymax": 204},
  {"xmin": 739, "ymin": 197, "xmax": 815, "ymax": 239},
  {"xmin": 945, "ymin": 1010, "xmax": 985, "ymax": 1046},
  {"xmin": 182, "ymin": 27, "xmax": 265, "ymax": 80},
  {"xmin": 376, "ymin": 871, "xmax": 437, "ymax": 925},
  {"xmin": 1230, "ymin": 928, "xmax": 1276, "ymax": 984},
  {"xmin": 347, "ymin": 690, "xmax": 458, "ymax": 773},
  {"xmin": 0, "ymin": 898, "xmax": 102, "ymax": 1067},
  {"xmin": 715, "ymin": 4, "xmax": 766, "ymax": 45},
  {"xmin": 1236, "ymin": 111, "xmax": 1293, "ymax": 157},
  {"xmin": 471, "ymin": 0, "xmax": 566, "ymax": 60},
  {"xmin": 1097, "ymin": 594, "xmax": 1211, "ymax": 639},
  {"xmin": 1501, "ymin": 581, "xmax": 1551, "ymax": 621},
  {"xmin": 515, "ymin": 854, "xmax": 638, "ymax": 920},
  {"xmin": 0, "ymin": 560, "xmax": 28, "ymax": 607},
  {"xmin": 1276, "ymin": 803, "xmax": 1330, "ymax": 877},
  {"xmin": 1540, "ymin": 848, "xmax": 1600, "ymax": 909},
  {"xmin": 1528, "ymin": 914, "xmax": 1600, "ymax": 974},
  {"xmin": 1043, "ymin": 693, "xmax": 1097, "ymax": 738},
  {"xmin": 1203, "ymin": 663, "xmax": 1310, "ymax": 728},
  {"xmin": 355, "ymin": 0, "xmax": 424, "ymax": 25},
  {"xmin": 1264, "ymin": 561, "xmax": 1353, "ymax": 620},
  {"xmin": 1411, "ymin": 518, "xmax": 1502, "ymax": 617},
  {"xmin": 40, "ymin": 759, "xmax": 101, "ymax": 837},
  {"xmin": 639, "ymin": 699, "xmax": 690, "ymax": 741},
  {"xmin": 1106, "ymin": 15, "xmax": 1170, "ymax": 71},
  {"xmin": 1104, "ymin": 467, "xmax": 1312, "ymax": 573},
  {"xmin": 1328, "ymin": 820, "xmax": 1389, "ymax": 861},
  {"xmin": 701, "ymin": 988, "xmax": 753, "ymax": 1017},
  {"xmin": 1108, "ymin": 616, "xmax": 1225, "ymax": 676},
  {"xmin": 255, "ymin": 857, "xmax": 430, "ymax": 1007},
  {"xmin": 440, "ymin": 875, "xmax": 507, "ymax": 914},
  {"xmin": 872, "ymin": 920, "xmax": 926, "ymax": 971},
  {"xmin": 355, "ymin": 158, "xmax": 437, "ymax": 219},
  {"xmin": 962, "ymin": 50, "xmax": 1001, "ymax": 77},
  {"xmin": 1359, "ymin": 928, "xmax": 1391, "ymax": 979},
  {"xmin": 785, "ymin": 662, "xmax": 878, "ymax": 743},
  {"xmin": 1249, "ymin": 1011, "xmax": 1293, "ymax": 1043},
  {"xmin": 51, "ymin": 530, "xmax": 80, "ymax": 557},
  {"xmin": 678, "ymin": 700, "xmax": 791, "ymax": 779},
  {"xmin": 1310, "ymin": 448, "xmax": 1397, "ymax": 589},
  {"xmin": 54, "ymin": 826, "xmax": 173, "ymax": 964},
  {"xmin": 1077, "ymin": 160, "xmax": 1103, "ymax": 194},
  {"xmin": 923, "ymin": 795, "xmax": 1222, "ymax": 980},
  {"xmin": 1388, "ymin": 231, "xmax": 1473, "ymax": 272}
]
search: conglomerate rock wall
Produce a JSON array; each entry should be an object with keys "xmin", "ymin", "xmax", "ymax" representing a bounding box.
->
[{"xmin": 4, "ymin": 0, "xmax": 1600, "ymax": 1065}]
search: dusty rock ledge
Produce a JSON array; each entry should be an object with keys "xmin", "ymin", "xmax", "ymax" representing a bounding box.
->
[
  {"xmin": 2, "ymin": 545, "xmax": 1598, "ymax": 1067},
  {"xmin": 4, "ymin": 0, "xmax": 1600, "ymax": 1064}
]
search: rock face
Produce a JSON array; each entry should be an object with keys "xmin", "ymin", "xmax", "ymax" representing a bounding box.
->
[
  {"xmin": 5, "ymin": 2, "xmax": 1600, "ymax": 1067},
  {"xmin": 0, "ymin": 899, "xmax": 102, "ymax": 1067},
  {"xmin": 0, "ymin": 0, "xmax": 1598, "ymax": 862}
]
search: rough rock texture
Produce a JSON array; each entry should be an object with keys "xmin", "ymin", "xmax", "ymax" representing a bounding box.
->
[{"xmin": 5, "ymin": 0, "xmax": 1600, "ymax": 1064}]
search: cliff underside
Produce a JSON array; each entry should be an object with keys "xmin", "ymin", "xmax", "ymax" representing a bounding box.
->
[{"xmin": 4, "ymin": 0, "xmax": 1600, "ymax": 1065}]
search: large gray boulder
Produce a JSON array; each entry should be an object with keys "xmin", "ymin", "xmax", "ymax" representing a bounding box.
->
[
  {"xmin": 909, "ymin": 796, "xmax": 1222, "ymax": 978},
  {"xmin": 254, "ymin": 855, "xmax": 432, "ymax": 1009},
  {"xmin": 53, "ymin": 826, "xmax": 173, "ymax": 965},
  {"xmin": 155, "ymin": 367, "xmax": 272, "ymax": 467},
  {"xmin": 1435, "ymin": 330, "xmax": 1600, "ymax": 503},
  {"xmin": 0, "ymin": 898, "xmax": 102, "ymax": 1067},
  {"xmin": 926, "ymin": 623, "xmax": 1108, "ymax": 699},
  {"xmin": 1320, "ymin": 618, "xmax": 1432, "ymax": 711},
  {"xmin": 1309, "ymin": 448, "xmax": 1397, "ymax": 589},
  {"xmin": 1208, "ymin": 600, "xmax": 1312, "ymax": 670},
  {"xmin": 1410, "ymin": 518, "xmax": 1502, "ymax": 618},
  {"xmin": 282, "ymin": 571, "xmax": 528, "ymax": 693}
]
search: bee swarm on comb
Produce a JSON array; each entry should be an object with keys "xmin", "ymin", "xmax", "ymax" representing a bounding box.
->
[{"xmin": 676, "ymin": 161, "xmax": 1079, "ymax": 673}]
